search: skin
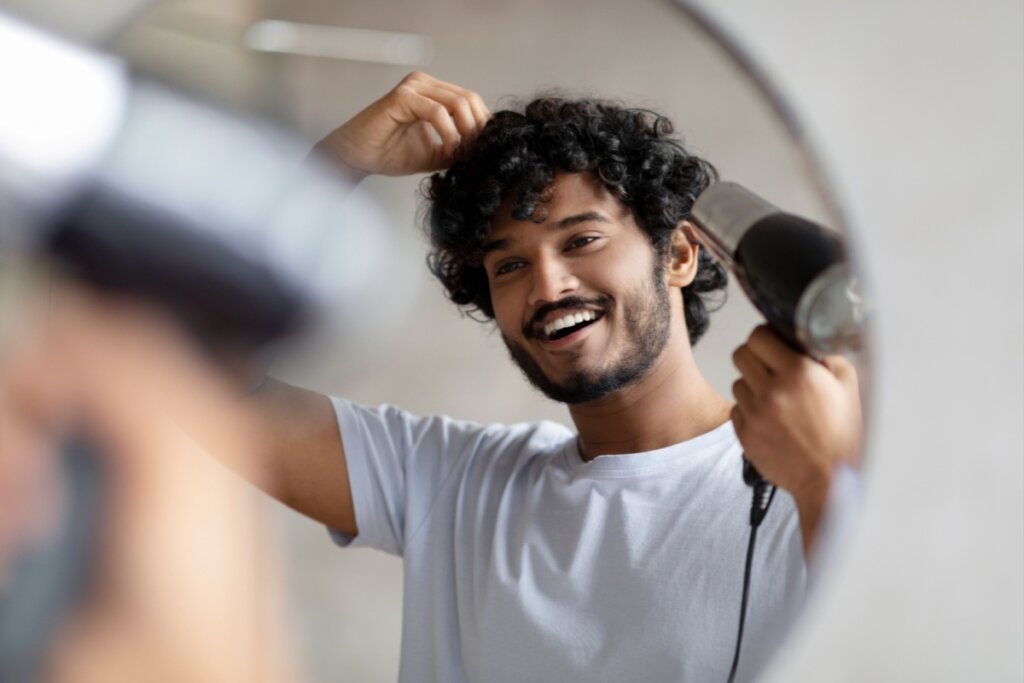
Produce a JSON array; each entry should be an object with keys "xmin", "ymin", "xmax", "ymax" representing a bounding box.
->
[{"xmin": 313, "ymin": 71, "xmax": 490, "ymax": 179}]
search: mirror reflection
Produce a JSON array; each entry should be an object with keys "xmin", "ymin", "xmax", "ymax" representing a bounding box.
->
[{"xmin": 0, "ymin": 0, "xmax": 868, "ymax": 681}]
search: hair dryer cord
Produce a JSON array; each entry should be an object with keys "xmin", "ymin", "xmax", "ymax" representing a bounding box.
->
[{"xmin": 726, "ymin": 461, "xmax": 777, "ymax": 683}]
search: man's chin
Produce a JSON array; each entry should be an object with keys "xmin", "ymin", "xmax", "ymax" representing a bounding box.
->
[
  {"xmin": 518, "ymin": 353, "xmax": 641, "ymax": 404},
  {"xmin": 534, "ymin": 372, "xmax": 614, "ymax": 404},
  {"xmin": 503, "ymin": 331, "xmax": 664, "ymax": 404}
]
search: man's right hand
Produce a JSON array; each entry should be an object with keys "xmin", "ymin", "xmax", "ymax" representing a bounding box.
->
[{"xmin": 313, "ymin": 71, "xmax": 490, "ymax": 179}]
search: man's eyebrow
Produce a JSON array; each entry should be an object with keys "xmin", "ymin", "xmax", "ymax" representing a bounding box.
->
[
  {"xmin": 555, "ymin": 211, "xmax": 611, "ymax": 229},
  {"xmin": 482, "ymin": 211, "xmax": 611, "ymax": 256},
  {"xmin": 482, "ymin": 237, "xmax": 510, "ymax": 255}
]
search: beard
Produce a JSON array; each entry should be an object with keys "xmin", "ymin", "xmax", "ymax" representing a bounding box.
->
[{"xmin": 501, "ymin": 264, "xmax": 672, "ymax": 404}]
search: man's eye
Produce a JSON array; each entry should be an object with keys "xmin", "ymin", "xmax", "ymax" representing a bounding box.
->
[
  {"xmin": 567, "ymin": 236, "xmax": 599, "ymax": 250},
  {"xmin": 495, "ymin": 261, "xmax": 525, "ymax": 276}
]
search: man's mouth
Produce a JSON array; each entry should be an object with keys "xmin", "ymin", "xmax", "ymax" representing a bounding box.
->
[
  {"xmin": 540, "ymin": 310, "xmax": 604, "ymax": 341},
  {"xmin": 524, "ymin": 295, "xmax": 613, "ymax": 344}
]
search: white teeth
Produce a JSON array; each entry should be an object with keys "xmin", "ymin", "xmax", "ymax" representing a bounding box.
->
[{"xmin": 543, "ymin": 310, "xmax": 597, "ymax": 338}]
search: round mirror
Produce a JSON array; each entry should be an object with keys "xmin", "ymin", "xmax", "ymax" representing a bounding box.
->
[{"xmin": 104, "ymin": 0, "xmax": 868, "ymax": 680}]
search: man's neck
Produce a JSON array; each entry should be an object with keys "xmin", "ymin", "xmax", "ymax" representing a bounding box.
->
[{"xmin": 568, "ymin": 334, "xmax": 732, "ymax": 461}]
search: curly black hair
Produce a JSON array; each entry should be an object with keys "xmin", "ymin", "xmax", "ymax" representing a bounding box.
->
[{"xmin": 425, "ymin": 97, "xmax": 727, "ymax": 344}]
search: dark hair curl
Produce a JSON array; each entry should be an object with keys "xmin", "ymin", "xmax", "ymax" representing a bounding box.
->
[{"xmin": 425, "ymin": 96, "xmax": 727, "ymax": 344}]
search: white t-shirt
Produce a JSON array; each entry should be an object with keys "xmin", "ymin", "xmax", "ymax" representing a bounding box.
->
[{"xmin": 330, "ymin": 398, "xmax": 806, "ymax": 683}]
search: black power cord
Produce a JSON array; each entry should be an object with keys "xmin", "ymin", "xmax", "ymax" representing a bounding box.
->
[{"xmin": 726, "ymin": 459, "xmax": 777, "ymax": 683}]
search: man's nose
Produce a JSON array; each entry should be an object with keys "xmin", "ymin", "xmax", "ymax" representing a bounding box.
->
[{"xmin": 527, "ymin": 255, "xmax": 578, "ymax": 306}]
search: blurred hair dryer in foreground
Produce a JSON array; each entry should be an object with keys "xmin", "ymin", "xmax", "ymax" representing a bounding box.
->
[
  {"xmin": 0, "ymin": 11, "xmax": 397, "ymax": 353},
  {"xmin": 690, "ymin": 181, "xmax": 867, "ymax": 356}
]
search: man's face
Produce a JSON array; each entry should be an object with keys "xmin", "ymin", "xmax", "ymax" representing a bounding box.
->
[{"xmin": 482, "ymin": 173, "xmax": 676, "ymax": 404}]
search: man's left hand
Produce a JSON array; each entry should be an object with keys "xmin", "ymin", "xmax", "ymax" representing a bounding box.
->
[{"xmin": 730, "ymin": 325, "xmax": 862, "ymax": 553}]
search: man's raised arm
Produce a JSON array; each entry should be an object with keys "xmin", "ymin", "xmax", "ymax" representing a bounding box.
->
[{"xmin": 240, "ymin": 73, "xmax": 490, "ymax": 537}]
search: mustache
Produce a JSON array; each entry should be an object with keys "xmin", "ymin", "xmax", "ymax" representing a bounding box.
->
[{"xmin": 523, "ymin": 294, "xmax": 613, "ymax": 339}]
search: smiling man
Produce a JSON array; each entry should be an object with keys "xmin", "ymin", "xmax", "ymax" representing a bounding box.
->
[
  {"xmin": 484, "ymin": 174, "xmax": 684, "ymax": 407},
  {"xmin": 249, "ymin": 72, "xmax": 862, "ymax": 682},
  {"xmin": 467, "ymin": 169, "xmax": 733, "ymax": 451}
]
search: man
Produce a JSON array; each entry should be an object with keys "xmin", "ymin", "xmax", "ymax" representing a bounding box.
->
[{"xmin": 248, "ymin": 72, "xmax": 862, "ymax": 681}]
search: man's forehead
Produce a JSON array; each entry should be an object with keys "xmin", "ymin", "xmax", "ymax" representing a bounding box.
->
[{"xmin": 488, "ymin": 172, "xmax": 628, "ymax": 239}]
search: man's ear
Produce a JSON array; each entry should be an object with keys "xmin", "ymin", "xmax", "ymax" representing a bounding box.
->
[{"xmin": 665, "ymin": 221, "xmax": 701, "ymax": 288}]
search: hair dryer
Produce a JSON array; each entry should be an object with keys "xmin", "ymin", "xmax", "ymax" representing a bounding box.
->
[
  {"xmin": 689, "ymin": 182, "xmax": 868, "ymax": 683},
  {"xmin": 690, "ymin": 181, "xmax": 866, "ymax": 493},
  {"xmin": 690, "ymin": 181, "xmax": 865, "ymax": 357}
]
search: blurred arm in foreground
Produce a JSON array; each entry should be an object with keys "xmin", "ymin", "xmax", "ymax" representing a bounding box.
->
[{"xmin": 0, "ymin": 283, "xmax": 302, "ymax": 683}]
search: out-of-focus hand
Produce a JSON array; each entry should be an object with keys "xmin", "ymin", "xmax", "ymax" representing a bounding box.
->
[
  {"xmin": 730, "ymin": 325, "xmax": 863, "ymax": 553},
  {"xmin": 0, "ymin": 284, "xmax": 299, "ymax": 683},
  {"xmin": 0, "ymin": 315, "xmax": 70, "ymax": 592},
  {"xmin": 312, "ymin": 71, "xmax": 490, "ymax": 178}
]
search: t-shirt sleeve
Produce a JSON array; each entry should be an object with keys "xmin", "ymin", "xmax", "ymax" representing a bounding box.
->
[{"xmin": 327, "ymin": 397, "xmax": 484, "ymax": 556}]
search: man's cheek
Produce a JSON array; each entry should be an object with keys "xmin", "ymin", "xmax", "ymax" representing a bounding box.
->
[{"xmin": 491, "ymin": 302, "xmax": 522, "ymax": 339}]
